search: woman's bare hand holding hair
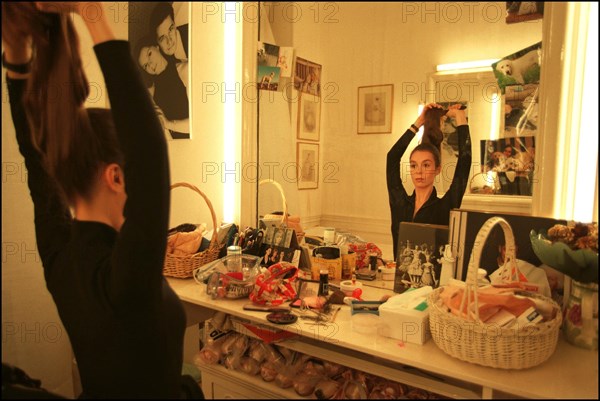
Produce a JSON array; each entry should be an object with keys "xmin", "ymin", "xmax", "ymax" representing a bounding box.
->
[
  {"xmin": 445, "ymin": 103, "xmax": 467, "ymax": 126},
  {"xmin": 413, "ymin": 102, "xmax": 443, "ymax": 128}
]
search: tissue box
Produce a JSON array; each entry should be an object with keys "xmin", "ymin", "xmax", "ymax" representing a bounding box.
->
[{"xmin": 378, "ymin": 287, "xmax": 432, "ymax": 345}]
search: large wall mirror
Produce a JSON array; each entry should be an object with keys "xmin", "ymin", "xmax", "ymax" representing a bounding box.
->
[{"xmin": 255, "ymin": 2, "xmax": 543, "ymax": 267}]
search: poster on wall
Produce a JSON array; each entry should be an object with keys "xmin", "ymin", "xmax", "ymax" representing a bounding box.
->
[
  {"xmin": 491, "ymin": 42, "xmax": 542, "ymax": 94},
  {"xmin": 294, "ymin": 57, "xmax": 322, "ymax": 97},
  {"xmin": 129, "ymin": 2, "xmax": 191, "ymax": 140},
  {"xmin": 480, "ymin": 136, "xmax": 535, "ymax": 196},
  {"xmin": 506, "ymin": 2, "xmax": 544, "ymax": 24}
]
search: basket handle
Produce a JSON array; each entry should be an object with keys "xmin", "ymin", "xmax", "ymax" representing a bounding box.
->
[
  {"xmin": 170, "ymin": 182, "xmax": 219, "ymax": 247},
  {"xmin": 259, "ymin": 179, "xmax": 289, "ymax": 226},
  {"xmin": 459, "ymin": 216, "xmax": 517, "ymax": 322}
]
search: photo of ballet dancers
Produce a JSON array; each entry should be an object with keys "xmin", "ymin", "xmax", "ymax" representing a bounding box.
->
[{"xmin": 393, "ymin": 223, "xmax": 449, "ymax": 293}]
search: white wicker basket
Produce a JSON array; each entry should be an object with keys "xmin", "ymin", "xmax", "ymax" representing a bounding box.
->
[
  {"xmin": 259, "ymin": 179, "xmax": 305, "ymax": 243},
  {"xmin": 428, "ymin": 216, "xmax": 562, "ymax": 369}
]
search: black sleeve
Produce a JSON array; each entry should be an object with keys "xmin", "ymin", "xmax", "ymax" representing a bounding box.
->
[
  {"xmin": 6, "ymin": 77, "xmax": 72, "ymax": 276},
  {"xmin": 442, "ymin": 124, "xmax": 472, "ymax": 208},
  {"xmin": 93, "ymin": 41, "xmax": 170, "ymax": 302},
  {"xmin": 386, "ymin": 129, "xmax": 415, "ymax": 260},
  {"xmin": 386, "ymin": 129, "xmax": 415, "ymax": 207}
]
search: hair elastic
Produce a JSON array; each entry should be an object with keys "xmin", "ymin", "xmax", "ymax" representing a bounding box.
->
[{"xmin": 2, "ymin": 52, "xmax": 31, "ymax": 74}]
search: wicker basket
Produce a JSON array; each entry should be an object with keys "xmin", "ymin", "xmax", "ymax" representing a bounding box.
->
[
  {"xmin": 427, "ymin": 216, "xmax": 562, "ymax": 370},
  {"xmin": 259, "ymin": 179, "xmax": 305, "ymax": 243},
  {"xmin": 163, "ymin": 182, "xmax": 221, "ymax": 279}
]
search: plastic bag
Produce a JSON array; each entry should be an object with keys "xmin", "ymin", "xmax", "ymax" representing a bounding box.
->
[{"xmin": 249, "ymin": 262, "xmax": 299, "ymax": 306}]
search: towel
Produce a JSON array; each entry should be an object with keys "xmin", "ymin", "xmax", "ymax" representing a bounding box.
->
[{"xmin": 167, "ymin": 226, "xmax": 205, "ymax": 256}]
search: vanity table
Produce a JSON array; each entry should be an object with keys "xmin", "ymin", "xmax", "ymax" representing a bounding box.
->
[{"xmin": 168, "ymin": 277, "xmax": 598, "ymax": 399}]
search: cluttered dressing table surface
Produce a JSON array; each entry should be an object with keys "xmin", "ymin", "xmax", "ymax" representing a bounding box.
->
[{"xmin": 168, "ymin": 277, "xmax": 598, "ymax": 399}]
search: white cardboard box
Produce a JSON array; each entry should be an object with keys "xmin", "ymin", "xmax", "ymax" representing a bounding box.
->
[{"xmin": 378, "ymin": 287, "xmax": 432, "ymax": 345}]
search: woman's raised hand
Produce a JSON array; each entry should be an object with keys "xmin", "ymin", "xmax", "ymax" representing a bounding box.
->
[
  {"xmin": 445, "ymin": 103, "xmax": 467, "ymax": 125},
  {"xmin": 444, "ymin": 103, "xmax": 463, "ymax": 118},
  {"xmin": 414, "ymin": 102, "xmax": 443, "ymax": 128}
]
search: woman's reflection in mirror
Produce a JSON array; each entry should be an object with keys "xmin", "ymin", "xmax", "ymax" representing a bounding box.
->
[{"xmin": 386, "ymin": 103, "xmax": 472, "ymax": 259}]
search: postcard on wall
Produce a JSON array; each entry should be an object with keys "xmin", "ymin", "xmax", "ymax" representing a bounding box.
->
[
  {"xmin": 129, "ymin": 2, "xmax": 191, "ymax": 140},
  {"xmin": 277, "ymin": 47, "xmax": 294, "ymax": 78},
  {"xmin": 506, "ymin": 2, "xmax": 544, "ymax": 24},
  {"xmin": 492, "ymin": 42, "xmax": 542, "ymax": 93},
  {"xmin": 480, "ymin": 136, "xmax": 535, "ymax": 196},
  {"xmin": 294, "ymin": 57, "xmax": 322, "ymax": 97},
  {"xmin": 394, "ymin": 222, "xmax": 449, "ymax": 293},
  {"xmin": 257, "ymin": 41, "xmax": 280, "ymax": 67},
  {"xmin": 257, "ymin": 65, "xmax": 281, "ymax": 91}
]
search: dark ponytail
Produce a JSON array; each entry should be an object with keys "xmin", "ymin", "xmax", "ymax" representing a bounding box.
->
[
  {"xmin": 3, "ymin": 3, "xmax": 123, "ymax": 204},
  {"xmin": 410, "ymin": 107, "xmax": 445, "ymax": 168},
  {"xmin": 422, "ymin": 107, "xmax": 446, "ymax": 154}
]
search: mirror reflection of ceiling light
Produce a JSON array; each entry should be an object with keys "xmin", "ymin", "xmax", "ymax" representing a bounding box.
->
[{"xmin": 436, "ymin": 59, "xmax": 499, "ymax": 72}]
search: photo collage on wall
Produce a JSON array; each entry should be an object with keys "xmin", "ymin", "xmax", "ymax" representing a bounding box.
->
[
  {"xmin": 257, "ymin": 42, "xmax": 294, "ymax": 91},
  {"xmin": 483, "ymin": 41, "xmax": 542, "ymax": 195}
]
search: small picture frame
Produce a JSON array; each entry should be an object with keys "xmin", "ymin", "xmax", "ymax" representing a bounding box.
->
[
  {"xmin": 293, "ymin": 57, "xmax": 322, "ymax": 96},
  {"xmin": 506, "ymin": 2, "xmax": 544, "ymax": 24},
  {"xmin": 296, "ymin": 142, "xmax": 319, "ymax": 190},
  {"xmin": 357, "ymin": 84, "xmax": 394, "ymax": 134},
  {"xmin": 297, "ymin": 93, "xmax": 321, "ymax": 141}
]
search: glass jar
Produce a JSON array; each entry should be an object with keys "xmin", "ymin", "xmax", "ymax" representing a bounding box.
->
[
  {"xmin": 226, "ymin": 245, "xmax": 242, "ymax": 274},
  {"xmin": 563, "ymin": 280, "xmax": 598, "ymax": 350}
]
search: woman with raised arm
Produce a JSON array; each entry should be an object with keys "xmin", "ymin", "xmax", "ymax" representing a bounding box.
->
[
  {"xmin": 2, "ymin": 2, "xmax": 190, "ymax": 398},
  {"xmin": 386, "ymin": 103, "xmax": 472, "ymax": 260}
]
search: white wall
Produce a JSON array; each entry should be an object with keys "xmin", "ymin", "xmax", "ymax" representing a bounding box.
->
[{"xmin": 1, "ymin": 2, "xmax": 232, "ymax": 395}]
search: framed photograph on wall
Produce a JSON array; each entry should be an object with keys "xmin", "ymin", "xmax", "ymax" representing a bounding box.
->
[
  {"xmin": 296, "ymin": 142, "xmax": 319, "ymax": 190},
  {"xmin": 297, "ymin": 93, "xmax": 321, "ymax": 141},
  {"xmin": 357, "ymin": 84, "xmax": 393, "ymax": 134},
  {"xmin": 129, "ymin": 2, "xmax": 191, "ymax": 140}
]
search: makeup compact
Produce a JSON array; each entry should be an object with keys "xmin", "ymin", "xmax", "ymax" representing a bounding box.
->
[{"xmin": 266, "ymin": 312, "xmax": 298, "ymax": 325}]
